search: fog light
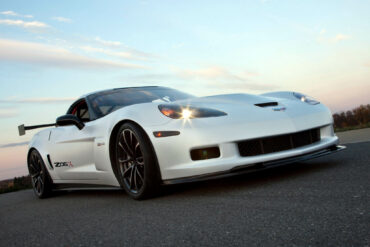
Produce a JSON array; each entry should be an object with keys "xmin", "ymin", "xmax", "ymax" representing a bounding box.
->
[{"xmin": 190, "ymin": 147, "xmax": 220, "ymax": 161}]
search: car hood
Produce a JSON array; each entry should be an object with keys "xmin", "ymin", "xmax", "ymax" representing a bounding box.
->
[
  {"xmin": 174, "ymin": 93, "xmax": 283, "ymax": 110},
  {"xmin": 169, "ymin": 93, "xmax": 330, "ymax": 126}
]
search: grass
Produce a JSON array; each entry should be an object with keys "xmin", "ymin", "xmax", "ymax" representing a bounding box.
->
[
  {"xmin": 334, "ymin": 123, "xmax": 370, "ymax": 133},
  {"xmin": 0, "ymin": 176, "xmax": 32, "ymax": 195},
  {"xmin": 0, "ymin": 185, "xmax": 31, "ymax": 194}
]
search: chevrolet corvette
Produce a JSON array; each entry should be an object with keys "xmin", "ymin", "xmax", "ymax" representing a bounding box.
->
[{"xmin": 19, "ymin": 86, "xmax": 345, "ymax": 199}]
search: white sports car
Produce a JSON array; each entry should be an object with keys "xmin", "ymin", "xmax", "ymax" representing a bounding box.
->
[{"xmin": 19, "ymin": 86, "xmax": 345, "ymax": 199}]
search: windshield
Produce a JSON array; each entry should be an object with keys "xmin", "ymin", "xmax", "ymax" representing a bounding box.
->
[{"xmin": 87, "ymin": 87, "xmax": 195, "ymax": 118}]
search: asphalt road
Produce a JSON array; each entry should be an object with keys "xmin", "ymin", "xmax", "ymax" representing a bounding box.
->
[{"xmin": 0, "ymin": 142, "xmax": 369, "ymax": 247}]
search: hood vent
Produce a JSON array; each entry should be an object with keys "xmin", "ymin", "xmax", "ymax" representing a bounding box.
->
[{"xmin": 255, "ymin": 102, "xmax": 278, "ymax": 107}]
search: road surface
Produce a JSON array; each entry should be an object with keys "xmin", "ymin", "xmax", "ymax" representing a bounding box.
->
[{"xmin": 0, "ymin": 142, "xmax": 369, "ymax": 246}]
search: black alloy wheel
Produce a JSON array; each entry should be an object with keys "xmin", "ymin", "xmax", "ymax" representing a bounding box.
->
[
  {"xmin": 115, "ymin": 123, "xmax": 160, "ymax": 199},
  {"xmin": 28, "ymin": 150, "xmax": 53, "ymax": 198}
]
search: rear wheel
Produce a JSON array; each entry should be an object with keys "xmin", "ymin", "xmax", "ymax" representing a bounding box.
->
[
  {"xmin": 115, "ymin": 123, "xmax": 160, "ymax": 199},
  {"xmin": 28, "ymin": 150, "xmax": 53, "ymax": 198}
]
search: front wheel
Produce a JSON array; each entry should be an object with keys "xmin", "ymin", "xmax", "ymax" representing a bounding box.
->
[
  {"xmin": 28, "ymin": 150, "xmax": 53, "ymax": 198},
  {"xmin": 115, "ymin": 123, "xmax": 161, "ymax": 200}
]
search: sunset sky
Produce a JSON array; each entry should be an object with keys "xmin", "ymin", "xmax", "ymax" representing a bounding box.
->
[{"xmin": 0, "ymin": 0, "xmax": 369, "ymax": 179}]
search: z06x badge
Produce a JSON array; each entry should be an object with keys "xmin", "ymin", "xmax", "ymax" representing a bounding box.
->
[{"xmin": 54, "ymin": 162, "xmax": 73, "ymax": 168}]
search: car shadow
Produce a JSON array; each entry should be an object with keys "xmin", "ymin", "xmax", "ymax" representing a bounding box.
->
[
  {"xmin": 160, "ymin": 159, "xmax": 342, "ymax": 198},
  {"xmin": 49, "ymin": 156, "xmax": 346, "ymax": 200}
]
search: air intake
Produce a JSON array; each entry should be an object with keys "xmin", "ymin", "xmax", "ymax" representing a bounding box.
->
[
  {"xmin": 255, "ymin": 102, "xmax": 278, "ymax": 107},
  {"xmin": 238, "ymin": 128, "xmax": 321, "ymax": 157}
]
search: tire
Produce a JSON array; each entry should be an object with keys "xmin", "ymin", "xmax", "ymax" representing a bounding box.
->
[
  {"xmin": 115, "ymin": 123, "xmax": 161, "ymax": 200},
  {"xmin": 28, "ymin": 150, "xmax": 53, "ymax": 198}
]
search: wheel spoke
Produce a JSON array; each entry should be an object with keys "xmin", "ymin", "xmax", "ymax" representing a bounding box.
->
[
  {"xmin": 129, "ymin": 166, "xmax": 134, "ymax": 190},
  {"xmin": 31, "ymin": 153, "xmax": 36, "ymax": 164},
  {"xmin": 37, "ymin": 177, "xmax": 43, "ymax": 193},
  {"xmin": 30, "ymin": 172, "xmax": 39, "ymax": 178},
  {"xmin": 118, "ymin": 141, "xmax": 131, "ymax": 158},
  {"xmin": 34, "ymin": 155, "xmax": 40, "ymax": 169},
  {"xmin": 119, "ymin": 158, "xmax": 131, "ymax": 164},
  {"xmin": 35, "ymin": 178, "xmax": 41, "ymax": 193},
  {"xmin": 122, "ymin": 131, "xmax": 134, "ymax": 157},
  {"xmin": 122, "ymin": 165, "xmax": 133, "ymax": 177},
  {"xmin": 37, "ymin": 159, "xmax": 42, "ymax": 170},
  {"xmin": 30, "ymin": 155, "xmax": 37, "ymax": 171},
  {"xmin": 130, "ymin": 131, "xmax": 134, "ymax": 149},
  {"xmin": 136, "ymin": 166, "xmax": 144, "ymax": 183},
  {"xmin": 29, "ymin": 163, "xmax": 38, "ymax": 174},
  {"xmin": 133, "ymin": 166, "xmax": 138, "ymax": 191}
]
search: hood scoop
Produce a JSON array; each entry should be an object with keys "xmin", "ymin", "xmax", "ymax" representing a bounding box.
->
[{"xmin": 255, "ymin": 102, "xmax": 278, "ymax": 107}]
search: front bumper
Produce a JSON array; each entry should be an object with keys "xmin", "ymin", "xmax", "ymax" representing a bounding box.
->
[
  {"xmin": 163, "ymin": 145, "xmax": 346, "ymax": 185},
  {"xmin": 149, "ymin": 121, "xmax": 339, "ymax": 180},
  {"xmin": 146, "ymin": 102, "xmax": 338, "ymax": 181}
]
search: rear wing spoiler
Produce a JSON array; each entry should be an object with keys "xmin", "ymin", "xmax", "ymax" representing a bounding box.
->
[{"xmin": 18, "ymin": 123, "xmax": 56, "ymax": 136}]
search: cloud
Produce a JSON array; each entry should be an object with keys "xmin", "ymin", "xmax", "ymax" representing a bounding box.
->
[
  {"xmin": 0, "ymin": 97, "xmax": 76, "ymax": 104},
  {"xmin": 95, "ymin": 37, "xmax": 122, "ymax": 47},
  {"xmin": 317, "ymin": 31, "xmax": 351, "ymax": 44},
  {"xmin": 120, "ymin": 67, "xmax": 272, "ymax": 91},
  {"xmin": 0, "ymin": 38, "xmax": 146, "ymax": 70},
  {"xmin": 179, "ymin": 66, "xmax": 229, "ymax": 79},
  {"xmin": 0, "ymin": 108, "xmax": 18, "ymax": 118},
  {"xmin": 84, "ymin": 36, "xmax": 155, "ymax": 61},
  {"xmin": 177, "ymin": 66, "xmax": 276, "ymax": 91},
  {"xmin": 0, "ymin": 19, "xmax": 48, "ymax": 29},
  {"xmin": 118, "ymin": 73, "xmax": 178, "ymax": 85},
  {"xmin": 0, "ymin": 10, "xmax": 33, "ymax": 18},
  {"xmin": 333, "ymin": 34, "xmax": 351, "ymax": 42},
  {"xmin": 0, "ymin": 141, "xmax": 28, "ymax": 149},
  {"xmin": 80, "ymin": 45, "xmax": 150, "ymax": 61},
  {"xmin": 52, "ymin": 16, "xmax": 72, "ymax": 23}
]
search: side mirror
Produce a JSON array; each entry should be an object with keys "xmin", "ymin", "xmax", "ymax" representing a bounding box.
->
[{"xmin": 56, "ymin": 114, "xmax": 85, "ymax": 130}]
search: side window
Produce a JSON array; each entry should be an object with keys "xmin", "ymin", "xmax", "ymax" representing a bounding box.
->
[{"xmin": 69, "ymin": 100, "xmax": 90, "ymax": 122}]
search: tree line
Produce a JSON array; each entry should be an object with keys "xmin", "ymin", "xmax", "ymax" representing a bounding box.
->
[
  {"xmin": 0, "ymin": 176, "xmax": 32, "ymax": 194},
  {"xmin": 333, "ymin": 104, "xmax": 370, "ymax": 130}
]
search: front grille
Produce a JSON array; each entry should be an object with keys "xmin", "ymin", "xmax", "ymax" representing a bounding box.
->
[{"xmin": 238, "ymin": 128, "xmax": 321, "ymax": 157}]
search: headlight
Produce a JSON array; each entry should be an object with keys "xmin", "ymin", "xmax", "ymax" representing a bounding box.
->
[
  {"xmin": 293, "ymin": 92, "xmax": 320, "ymax": 105},
  {"xmin": 158, "ymin": 104, "xmax": 227, "ymax": 119}
]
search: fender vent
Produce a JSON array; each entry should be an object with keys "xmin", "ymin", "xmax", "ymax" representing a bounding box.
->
[
  {"xmin": 47, "ymin": 154, "xmax": 54, "ymax": 170},
  {"xmin": 238, "ymin": 128, "xmax": 321, "ymax": 157},
  {"xmin": 255, "ymin": 102, "xmax": 278, "ymax": 107}
]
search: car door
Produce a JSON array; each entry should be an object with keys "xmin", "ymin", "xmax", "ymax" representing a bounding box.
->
[{"xmin": 48, "ymin": 99, "xmax": 98, "ymax": 180}]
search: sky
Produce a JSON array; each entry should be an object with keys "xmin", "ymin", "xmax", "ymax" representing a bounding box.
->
[{"xmin": 0, "ymin": 0, "xmax": 369, "ymax": 180}]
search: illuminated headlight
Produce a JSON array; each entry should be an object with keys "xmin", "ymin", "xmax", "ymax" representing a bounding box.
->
[
  {"xmin": 158, "ymin": 104, "xmax": 227, "ymax": 119},
  {"xmin": 181, "ymin": 109, "xmax": 192, "ymax": 119},
  {"xmin": 293, "ymin": 92, "xmax": 320, "ymax": 105}
]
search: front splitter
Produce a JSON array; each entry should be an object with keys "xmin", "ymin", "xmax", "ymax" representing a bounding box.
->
[{"xmin": 162, "ymin": 145, "xmax": 346, "ymax": 185}]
